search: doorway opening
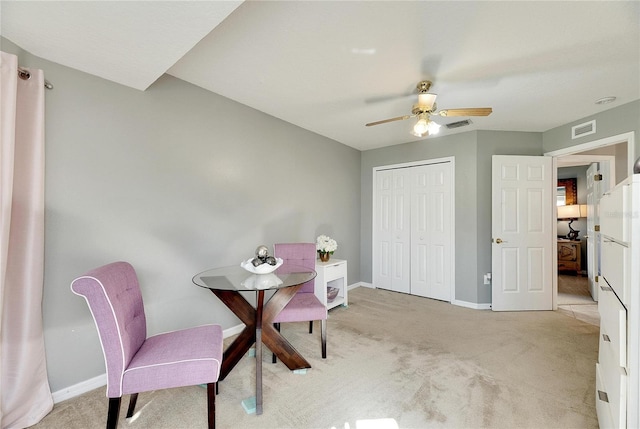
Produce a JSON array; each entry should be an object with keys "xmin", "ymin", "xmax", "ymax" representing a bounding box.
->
[
  {"xmin": 556, "ymin": 164, "xmax": 604, "ymax": 326},
  {"xmin": 546, "ymin": 131, "xmax": 635, "ymax": 324}
]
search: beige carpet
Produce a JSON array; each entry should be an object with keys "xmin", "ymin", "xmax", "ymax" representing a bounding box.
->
[{"xmin": 30, "ymin": 287, "xmax": 599, "ymax": 429}]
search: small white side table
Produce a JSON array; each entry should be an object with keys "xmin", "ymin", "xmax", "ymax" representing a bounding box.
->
[{"xmin": 314, "ymin": 259, "xmax": 348, "ymax": 310}]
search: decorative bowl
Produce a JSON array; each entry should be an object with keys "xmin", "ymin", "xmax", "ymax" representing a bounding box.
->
[
  {"xmin": 327, "ymin": 286, "xmax": 339, "ymax": 302},
  {"xmin": 240, "ymin": 257, "xmax": 283, "ymax": 274},
  {"xmin": 241, "ymin": 273, "xmax": 283, "ymax": 289}
]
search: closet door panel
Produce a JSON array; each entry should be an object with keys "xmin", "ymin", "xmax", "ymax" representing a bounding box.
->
[
  {"xmin": 427, "ymin": 164, "xmax": 452, "ymax": 301},
  {"xmin": 392, "ymin": 171, "xmax": 411, "ymax": 293},
  {"xmin": 374, "ymin": 170, "xmax": 394, "ymax": 291},
  {"xmin": 411, "ymin": 166, "xmax": 430, "ymax": 297},
  {"xmin": 411, "ymin": 163, "xmax": 452, "ymax": 301}
]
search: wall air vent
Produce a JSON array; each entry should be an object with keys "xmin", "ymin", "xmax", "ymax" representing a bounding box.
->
[
  {"xmin": 445, "ymin": 119, "xmax": 472, "ymax": 129},
  {"xmin": 571, "ymin": 120, "xmax": 596, "ymax": 139}
]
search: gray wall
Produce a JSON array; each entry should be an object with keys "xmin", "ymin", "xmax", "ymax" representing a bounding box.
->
[
  {"xmin": 4, "ymin": 40, "xmax": 361, "ymax": 392},
  {"xmin": 580, "ymin": 142, "xmax": 630, "ymax": 186},
  {"xmin": 543, "ymin": 100, "xmax": 640, "ymax": 162}
]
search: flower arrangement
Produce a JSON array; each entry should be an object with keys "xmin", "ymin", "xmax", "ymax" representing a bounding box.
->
[{"xmin": 316, "ymin": 235, "xmax": 338, "ymax": 256}]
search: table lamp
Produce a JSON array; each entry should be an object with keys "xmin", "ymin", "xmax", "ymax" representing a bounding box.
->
[{"xmin": 557, "ymin": 204, "xmax": 587, "ymax": 240}]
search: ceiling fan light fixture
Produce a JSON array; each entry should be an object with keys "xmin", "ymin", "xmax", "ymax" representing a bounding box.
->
[
  {"xmin": 411, "ymin": 114, "xmax": 440, "ymax": 137},
  {"xmin": 412, "ymin": 115, "xmax": 429, "ymax": 137},
  {"xmin": 427, "ymin": 120, "xmax": 441, "ymax": 135}
]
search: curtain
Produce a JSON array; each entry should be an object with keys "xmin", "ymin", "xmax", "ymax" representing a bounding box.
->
[{"xmin": 0, "ymin": 51, "xmax": 52, "ymax": 428}]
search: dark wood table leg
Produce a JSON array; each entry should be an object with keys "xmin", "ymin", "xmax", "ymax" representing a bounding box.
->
[
  {"xmin": 210, "ymin": 290, "xmax": 256, "ymax": 380},
  {"xmin": 210, "ymin": 282, "xmax": 312, "ymax": 415},
  {"xmin": 262, "ymin": 285, "xmax": 312, "ymax": 370}
]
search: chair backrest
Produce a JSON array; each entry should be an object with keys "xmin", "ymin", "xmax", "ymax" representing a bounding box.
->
[
  {"xmin": 274, "ymin": 243, "xmax": 316, "ymax": 293},
  {"xmin": 70, "ymin": 261, "xmax": 147, "ymax": 398}
]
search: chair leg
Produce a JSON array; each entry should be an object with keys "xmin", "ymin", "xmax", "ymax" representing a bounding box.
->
[
  {"xmin": 309, "ymin": 320, "xmax": 313, "ymax": 334},
  {"xmin": 207, "ymin": 382, "xmax": 216, "ymax": 429},
  {"xmin": 107, "ymin": 397, "xmax": 121, "ymax": 429},
  {"xmin": 272, "ymin": 323, "xmax": 280, "ymax": 363},
  {"xmin": 126, "ymin": 393, "xmax": 138, "ymax": 418},
  {"xmin": 321, "ymin": 319, "xmax": 327, "ymax": 359}
]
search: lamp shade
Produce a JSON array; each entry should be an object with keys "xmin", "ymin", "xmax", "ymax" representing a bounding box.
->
[
  {"xmin": 579, "ymin": 204, "xmax": 587, "ymax": 217},
  {"xmin": 557, "ymin": 204, "xmax": 581, "ymax": 219}
]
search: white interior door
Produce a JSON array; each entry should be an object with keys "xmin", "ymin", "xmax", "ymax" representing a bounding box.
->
[
  {"xmin": 492, "ymin": 155, "xmax": 553, "ymax": 311},
  {"xmin": 374, "ymin": 169, "xmax": 410, "ymax": 293},
  {"xmin": 410, "ymin": 163, "xmax": 452, "ymax": 301},
  {"xmin": 587, "ymin": 161, "xmax": 611, "ymax": 301}
]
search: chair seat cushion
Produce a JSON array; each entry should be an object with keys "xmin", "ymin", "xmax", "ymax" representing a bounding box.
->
[
  {"xmin": 273, "ymin": 292, "xmax": 327, "ymax": 323},
  {"xmin": 121, "ymin": 324, "xmax": 223, "ymax": 395}
]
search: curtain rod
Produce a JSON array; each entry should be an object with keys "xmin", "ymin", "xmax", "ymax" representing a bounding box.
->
[{"xmin": 18, "ymin": 67, "xmax": 53, "ymax": 90}]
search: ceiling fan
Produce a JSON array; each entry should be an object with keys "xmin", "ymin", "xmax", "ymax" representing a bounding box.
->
[{"xmin": 365, "ymin": 80, "xmax": 492, "ymax": 137}]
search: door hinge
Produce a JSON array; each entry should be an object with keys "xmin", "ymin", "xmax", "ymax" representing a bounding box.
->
[
  {"xmin": 595, "ymin": 275, "xmax": 599, "ymax": 283},
  {"xmin": 595, "ymin": 225, "xmax": 600, "ymax": 232},
  {"xmin": 594, "ymin": 174, "xmax": 603, "ymax": 181}
]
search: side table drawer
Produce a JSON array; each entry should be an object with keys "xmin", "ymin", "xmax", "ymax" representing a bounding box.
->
[{"xmin": 323, "ymin": 261, "xmax": 346, "ymax": 282}]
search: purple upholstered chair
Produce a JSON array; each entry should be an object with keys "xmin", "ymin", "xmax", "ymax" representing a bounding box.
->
[
  {"xmin": 272, "ymin": 243, "xmax": 327, "ymax": 363},
  {"xmin": 70, "ymin": 261, "xmax": 223, "ymax": 429}
]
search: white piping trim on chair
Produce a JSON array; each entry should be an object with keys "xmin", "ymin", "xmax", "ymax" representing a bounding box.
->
[
  {"xmin": 71, "ymin": 275, "xmax": 127, "ymax": 398},
  {"xmin": 124, "ymin": 357, "xmax": 223, "ymax": 381}
]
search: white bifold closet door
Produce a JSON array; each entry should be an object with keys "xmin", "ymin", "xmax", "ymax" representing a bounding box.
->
[{"xmin": 374, "ymin": 161, "xmax": 453, "ymax": 301}]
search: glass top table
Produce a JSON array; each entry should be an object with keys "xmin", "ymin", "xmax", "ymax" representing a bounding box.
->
[
  {"xmin": 193, "ymin": 262, "xmax": 316, "ymax": 415},
  {"xmin": 193, "ymin": 264, "xmax": 316, "ymax": 292}
]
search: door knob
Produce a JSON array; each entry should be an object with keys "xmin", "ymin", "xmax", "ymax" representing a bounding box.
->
[{"xmin": 495, "ymin": 238, "xmax": 503, "ymax": 244}]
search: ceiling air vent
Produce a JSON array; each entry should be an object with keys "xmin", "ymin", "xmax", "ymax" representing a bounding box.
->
[
  {"xmin": 445, "ymin": 119, "xmax": 471, "ymax": 129},
  {"xmin": 571, "ymin": 120, "xmax": 596, "ymax": 139}
]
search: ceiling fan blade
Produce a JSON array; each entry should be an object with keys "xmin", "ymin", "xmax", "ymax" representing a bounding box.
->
[
  {"xmin": 437, "ymin": 107, "xmax": 493, "ymax": 117},
  {"xmin": 365, "ymin": 114, "xmax": 414, "ymax": 127}
]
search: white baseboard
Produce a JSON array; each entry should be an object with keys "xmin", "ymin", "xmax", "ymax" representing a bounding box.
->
[
  {"xmin": 352, "ymin": 283, "xmax": 489, "ymax": 309},
  {"xmin": 222, "ymin": 323, "xmax": 246, "ymax": 338},
  {"xmin": 350, "ymin": 282, "xmax": 373, "ymax": 289},
  {"xmin": 452, "ymin": 299, "xmax": 491, "ymax": 310},
  {"xmin": 52, "ymin": 373, "xmax": 107, "ymax": 403},
  {"xmin": 51, "ymin": 325, "xmax": 245, "ymax": 404}
]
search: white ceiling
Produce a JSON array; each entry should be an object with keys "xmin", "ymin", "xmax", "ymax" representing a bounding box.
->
[{"xmin": 2, "ymin": 1, "xmax": 639, "ymax": 151}]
